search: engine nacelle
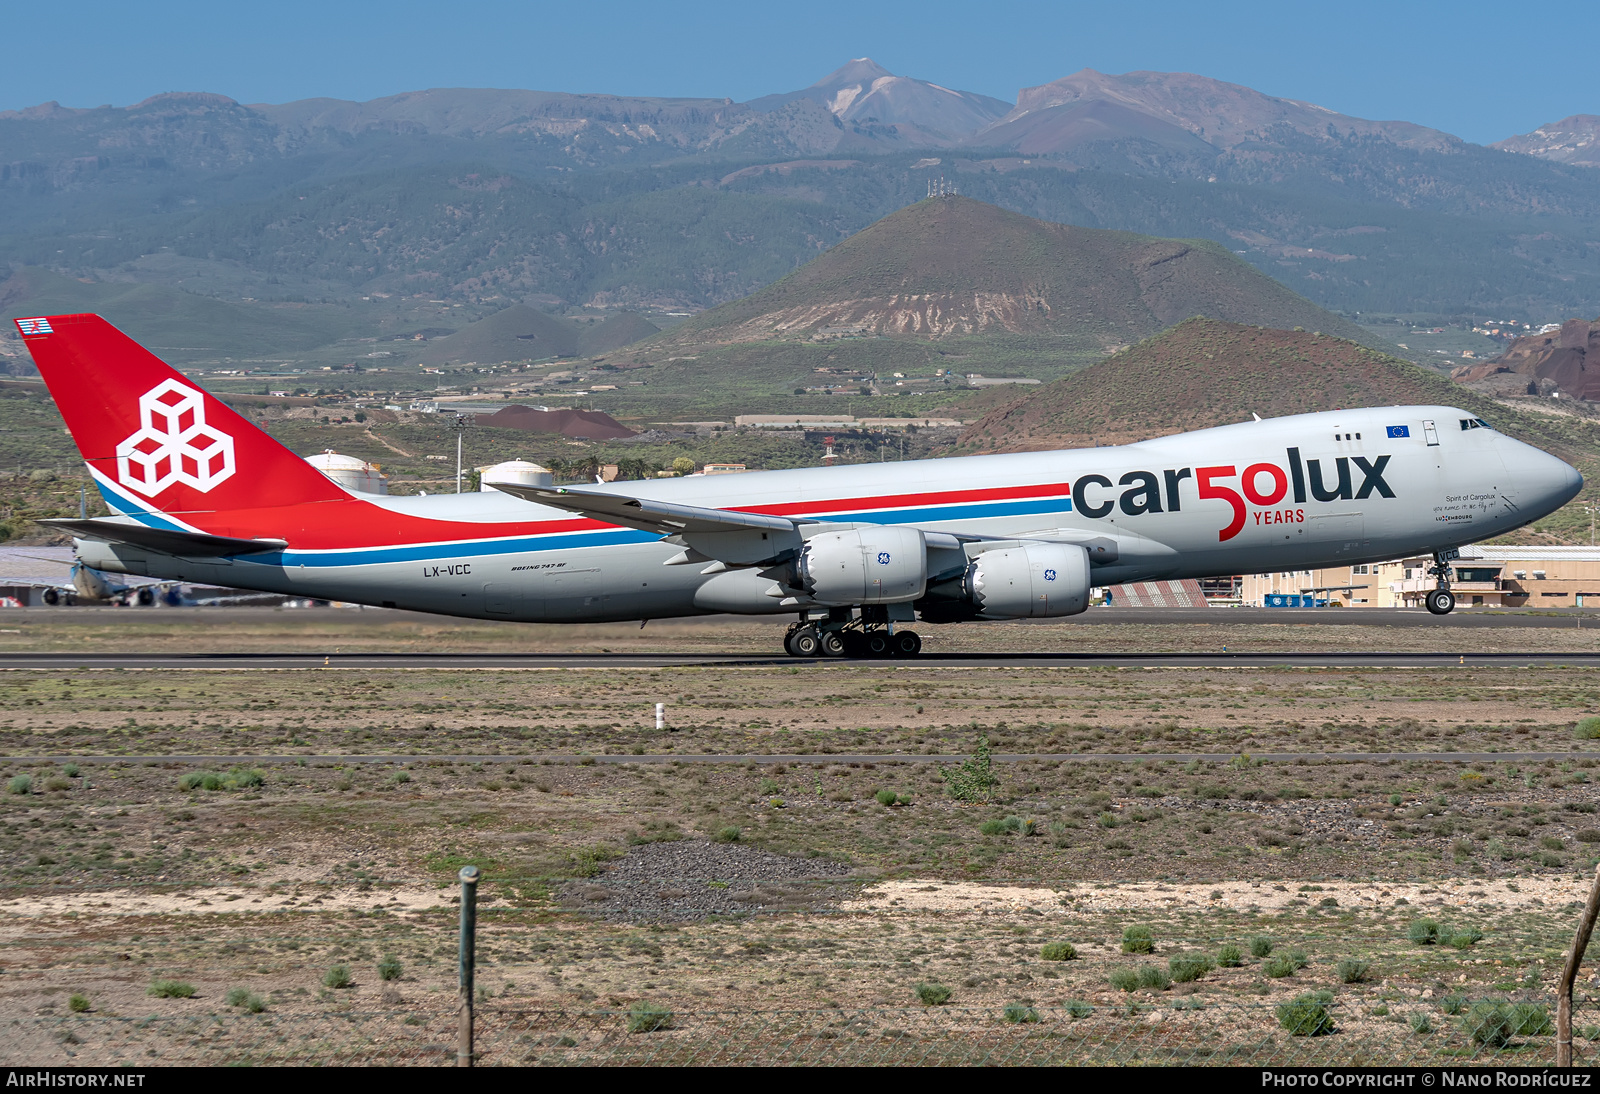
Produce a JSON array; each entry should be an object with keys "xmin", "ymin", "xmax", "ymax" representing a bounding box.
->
[
  {"xmin": 797, "ymin": 526, "xmax": 927, "ymax": 605},
  {"xmin": 963, "ymin": 542, "xmax": 1091, "ymax": 619}
]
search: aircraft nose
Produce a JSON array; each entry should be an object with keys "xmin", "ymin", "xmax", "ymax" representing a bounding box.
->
[{"xmin": 1507, "ymin": 442, "xmax": 1583, "ymax": 513}]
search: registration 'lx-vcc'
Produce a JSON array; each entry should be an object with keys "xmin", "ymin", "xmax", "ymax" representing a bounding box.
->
[{"xmin": 14, "ymin": 315, "xmax": 1583, "ymax": 657}]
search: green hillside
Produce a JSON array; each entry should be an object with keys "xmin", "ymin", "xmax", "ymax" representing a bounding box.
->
[
  {"xmin": 0, "ymin": 268, "xmax": 363, "ymax": 364},
  {"xmin": 962, "ymin": 318, "xmax": 1600, "ymax": 544}
]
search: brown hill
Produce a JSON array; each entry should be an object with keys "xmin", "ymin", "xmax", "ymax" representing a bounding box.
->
[
  {"xmin": 655, "ymin": 196, "xmax": 1373, "ymax": 352},
  {"xmin": 960, "ymin": 318, "xmax": 1593, "ymax": 462},
  {"xmin": 1453, "ymin": 319, "xmax": 1600, "ymax": 402},
  {"xmin": 476, "ymin": 405, "xmax": 637, "ymax": 440}
]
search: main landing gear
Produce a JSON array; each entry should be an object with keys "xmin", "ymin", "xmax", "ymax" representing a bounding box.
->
[
  {"xmin": 783, "ymin": 607, "xmax": 923, "ymax": 659},
  {"xmin": 1425, "ymin": 550, "xmax": 1457, "ymax": 616}
]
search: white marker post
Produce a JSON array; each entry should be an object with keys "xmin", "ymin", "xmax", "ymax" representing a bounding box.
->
[{"xmin": 655, "ymin": 703, "xmax": 665, "ymax": 731}]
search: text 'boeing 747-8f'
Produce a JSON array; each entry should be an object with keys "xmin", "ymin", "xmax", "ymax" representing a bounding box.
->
[{"xmin": 14, "ymin": 315, "xmax": 1583, "ymax": 656}]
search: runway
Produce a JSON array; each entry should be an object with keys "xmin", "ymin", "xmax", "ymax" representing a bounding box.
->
[
  {"xmin": 0, "ymin": 650, "xmax": 1595, "ymax": 670},
  {"xmin": 10, "ymin": 751, "xmax": 1598, "ymax": 765}
]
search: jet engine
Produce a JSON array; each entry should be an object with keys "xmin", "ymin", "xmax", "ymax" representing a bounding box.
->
[
  {"xmin": 795, "ymin": 526, "xmax": 927, "ymax": 605},
  {"xmin": 920, "ymin": 542, "xmax": 1091, "ymax": 621}
]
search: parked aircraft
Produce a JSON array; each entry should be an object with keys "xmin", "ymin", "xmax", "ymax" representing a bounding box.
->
[
  {"xmin": 12, "ymin": 315, "xmax": 1584, "ymax": 656},
  {"xmin": 0, "ymin": 554, "xmax": 176, "ymax": 605}
]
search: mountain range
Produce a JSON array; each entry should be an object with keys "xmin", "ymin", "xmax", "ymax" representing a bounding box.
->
[{"xmin": 1, "ymin": 59, "xmax": 1598, "ymax": 356}]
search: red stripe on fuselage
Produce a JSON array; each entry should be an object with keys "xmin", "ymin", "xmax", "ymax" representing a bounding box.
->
[{"xmin": 156, "ymin": 480, "xmax": 1074, "ymax": 551}]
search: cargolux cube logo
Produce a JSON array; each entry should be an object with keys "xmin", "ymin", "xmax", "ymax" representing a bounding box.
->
[{"xmin": 115, "ymin": 380, "xmax": 235, "ymax": 496}]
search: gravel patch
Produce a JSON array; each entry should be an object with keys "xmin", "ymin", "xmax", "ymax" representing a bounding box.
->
[{"xmin": 559, "ymin": 840, "xmax": 859, "ymax": 922}]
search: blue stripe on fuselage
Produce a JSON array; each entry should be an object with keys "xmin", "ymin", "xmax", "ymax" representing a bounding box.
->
[{"xmin": 234, "ymin": 495, "xmax": 1073, "ymax": 570}]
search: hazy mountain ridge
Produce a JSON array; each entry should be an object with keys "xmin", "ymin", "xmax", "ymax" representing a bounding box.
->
[
  {"xmin": 1492, "ymin": 115, "xmax": 1600, "ymax": 168},
  {"xmin": 2, "ymin": 61, "xmax": 1599, "ymax": 327}
]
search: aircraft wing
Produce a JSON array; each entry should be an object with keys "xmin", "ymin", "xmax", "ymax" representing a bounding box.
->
[
  {"xmin": 0, "ymin": 578, "xmax": 73, "ymax": 593},
  {"xmin": 488, "ymin": 483, "xmax": 807, "ymax": 536},
  {"xmin": 39, "ymin": 519, "xmax": 288, "ymax": 558}
]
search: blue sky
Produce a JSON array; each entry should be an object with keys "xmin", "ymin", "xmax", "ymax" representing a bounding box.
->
[{"xmin": 2, "ymin": 1, "xmax": 1589, "ymax": 145}]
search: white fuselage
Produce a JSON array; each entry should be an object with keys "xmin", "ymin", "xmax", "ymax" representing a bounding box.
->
[{"xmin": 79, "ymin": 406, "xmax": 1581, "ymax": 623}]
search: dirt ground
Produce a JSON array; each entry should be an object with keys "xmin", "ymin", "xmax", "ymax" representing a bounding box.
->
[{"xmin": 1, "ymin": 612, "xmax": 1599, "ymax": 1064}]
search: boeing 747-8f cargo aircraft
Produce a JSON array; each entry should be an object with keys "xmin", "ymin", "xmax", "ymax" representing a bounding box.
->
[{"xmin": 14, "ymin": 315, "xmax": 1583, "ymax": 656}]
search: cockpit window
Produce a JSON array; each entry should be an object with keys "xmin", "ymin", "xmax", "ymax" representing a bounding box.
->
[
  {"xmin": 1459, "ymin": 418, "xmax": 1493, "ymax": 431},
  {"xmin": 1475, "ymin": 418, "xmax": 1493, "ymax": 430}
]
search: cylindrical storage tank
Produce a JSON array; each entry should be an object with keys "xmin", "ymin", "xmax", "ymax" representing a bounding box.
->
[
  {"xmin": 304, "ymin": 450, "xmax": 387, "ymax": 494},
  {"xmin": 479, "ymin": 460, "xmax": 554, "ymax": 492}
]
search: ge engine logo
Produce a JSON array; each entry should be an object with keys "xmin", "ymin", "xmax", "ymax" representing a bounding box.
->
[
  {"xmin": 876, "ymin": 552, "xmax": 891, "ymax": 565},
  {"xmin": 1043, "ymin": 568, "xmax": 1057, "ymax": 581},
  {"xmin": 115, "ymin": 380, "xmax": 236, "ymax": 497}
]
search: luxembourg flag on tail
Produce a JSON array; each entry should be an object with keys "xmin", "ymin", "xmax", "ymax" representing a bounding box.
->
[{"xmin": 15, "ymin": 317, "xmax": 52, "ymax": 335}]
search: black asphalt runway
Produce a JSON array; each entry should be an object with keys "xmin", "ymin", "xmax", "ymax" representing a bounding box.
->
[
  {"xmin": 9, "ymin": 752, "xmax": 1596, "ymax": 765},
  {"xmin": 0, "ymin": 651, "xmax": 1594, "ymax": 670},
  {"xmin": 1, "ymin": 606, "xmax": 1596, "ymax": 628}
]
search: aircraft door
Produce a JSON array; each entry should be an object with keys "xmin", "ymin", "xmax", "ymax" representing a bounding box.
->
[
  {"xmin": 1422, "ymin": 420, "xmax": 1439, "ymax": 446},
  {"xmin": 483, "ymin": 583, "xmax": 520, "ymax": 617}
]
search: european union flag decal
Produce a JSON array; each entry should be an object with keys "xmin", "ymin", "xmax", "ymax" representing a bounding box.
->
[{"xmin": 1386, "ymin": 425, "xmax": 1410, "ymax": 438}]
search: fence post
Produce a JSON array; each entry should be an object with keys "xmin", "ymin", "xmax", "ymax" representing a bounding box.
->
[
  {"xmin": 1558, "ymin": 861, "xmax": 1600, "ymax": 1066},
  {"xmin": 458, "ymin": 865, "xmax": 480, "ymax": 1067}
]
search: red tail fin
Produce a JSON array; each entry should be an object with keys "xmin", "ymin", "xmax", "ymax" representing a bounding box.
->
[{"xmin": 16, "ymin": 314, "xmax": 347, "ymax": 514}]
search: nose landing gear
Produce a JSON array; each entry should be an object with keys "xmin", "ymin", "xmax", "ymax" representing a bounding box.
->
[{"xmin": 1425, "ymin": 550, "xmax": 1458, "ymax": 616}]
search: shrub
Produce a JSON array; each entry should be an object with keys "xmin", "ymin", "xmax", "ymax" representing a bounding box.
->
[
  {"xmin": 62, "ymin": 763, "xmax": 80, "ymax": 778},
  {"xmin": 147, "ymin": 980, "xmax": 195, "ymax": 999},
  {"xmin": 377, "ymin": 956, "xmax": 403, "ymax": 981},
  {"xmin": 1577, "ymin": 829, "xmax": 1600, "ymax": 844},
  {"xmin": 1408, "ymin": 919, "xmax": 1441, "ymax": 945},
  {"xmin": 68, "ymin": 994, "xmax": 90, "ymax": 1013},
  {"xmin": 626, "ymin": 1001, "xmax": 673, "ymax": 1033},
  {"xmin": 914, "ymin": 982, "xmax": 953, "ymax": 1006},
  {"xmin": 241, "ymin": 993, "xmax": 266, "ymax": 1013},
  {"xmin": 1287, "ymin": 948, "xmax": 1310, "ymax": 970},
  {"xmin": 7, "ymin": 774, "xmax": 31, "ymax": 795},
  {"xmin": 1336, "ymin": 958, "xmax": 1370, "ymax": 984},
  {"xmin": 1278, "ymin": 993, "xmax": 1335, "ymax": 1036},
  {"xmin": 1065, "ymin": 999, "xmax": 1094, "ymax": 1019},
  {"xmin": 1409, "ymin": 1012, "xmax": 1433, "ymax": 1034},
  {"xmin": 876, "ymin": 789, "xmax": 898, "ymax": 806},
  {"xmin": 43, "ymin": 776, "xmax": 70, "ymax": 792},
  {"xmin": 228, "ymin": 767, "xmax": 265, "ymax": 789},
  {"xmin": 1575, "ymin": 716, "xmax": 1600, "ymax": 740},
  {"xmin": 713, "ymin": 826, "xmax": 742, "ymax": 843},
  {"xmin": 1136, "ymin": 965, "xmax": 1170, "ymax": 991},
  {"xmin": 1466, "ymin": 1003, "xmax": 1515, "ymax": 1048},
  {"xmin": 1169, "ymin": 955, "xmax": 1212, "ymax": 983},
  {"xmin": 979, "ymin": 819, "xmax": 1009, "ymax": 836},
  {"xmin": 178, "ymin": 772, "xmax": 205, "ymax": 791},
  {"xmin": 1108, "ymin": 969, "xmax": 1139, "ymax": 991},
  {"xmin": 1249, "ymin": 936, "xmax": 1274, "ymax": 958},
  {"xmin": 1039, "ymin": 942, "xmax": 1077, "ymax": 962},
  {"xmin": 1509, "ymin": 1003, "xmax": 1553, "ymax": 1036},
  {"xmin": 226, "ymin": 988, "xmax": 250, "ymax": 1007},
  {"xmin": 1263, "ymin": 956, "xmax": 1297, "ymax": 978},
  {"xmin": 323, "ymin": 965, "xmax": 352, "ymax": 989},
  {"xmin": 1446, "ymin": 927, "xmax": 1484, "ymax": 949},
  {"xmin": 1441, "ymin": 992, "xmax": 1468, "ymax": 1016},
  {"xmin": 200, "ymin": 773, "xmax": 224, "ymax": 791},
  {"xmin": 940, "ymin": 735, "xmax": 999, "ymax": 801},
  {"xmin": 1217, "ymin": 944, "xmax": 1244, "ymax": 968},
  {"xmin": 1121, "ymin": 925, "xmax": 1155, "ymax": 954},
  {"xmin": 1003, "ymin": 1002, "xmax": 1042, "ymax": 1024}
]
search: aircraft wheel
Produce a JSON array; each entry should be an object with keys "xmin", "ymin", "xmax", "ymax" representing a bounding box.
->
[
  {"xmin": 42, "ymin": 589, "xmax": 59, "ymax": 606},
  {"xmin": 818, "ymin": 630, "xmax": 847, "ymax": 657},
  {"xmin": 841, "ymin": 631, "xmax": 868, "ymax": 658},
  {"xmin": 1425, "ymin": 589, "xmax": 1456, "ymax": 616},
  {"xmin": 865, "ymin": 631, "xmax": 892, "ymax": 658},
  {"xmin": 789, "ymin": 627, "xmax": 821, "ymax": 657},
  {"xmin": 892, "ymin": 630, "xmax": 923, "ymax": 657}
]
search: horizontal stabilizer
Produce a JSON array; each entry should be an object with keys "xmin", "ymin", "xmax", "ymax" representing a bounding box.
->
[
  {"xmin": 39, "ymin": 519, "xmax": 288, "ymax": 558},
  {"xmin": 490, "ymin": 483, "xmax": 804, "ymax": 536}
]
